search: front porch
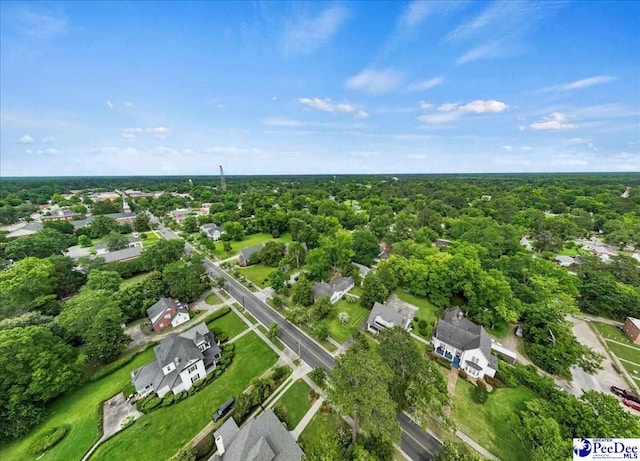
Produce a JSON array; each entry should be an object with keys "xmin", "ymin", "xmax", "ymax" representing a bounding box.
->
[{"xmin": 435, "ymin": 346, "xmax": 461, "ymax": 368}]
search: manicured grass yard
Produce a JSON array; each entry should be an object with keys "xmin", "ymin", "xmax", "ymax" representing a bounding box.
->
[
  {"xmin": 451, "ymin": 379, "xmax": 536, "ymax": 461},
  {"xmin": 237, "ymin": 264, "xmax": 277, "ymax": 288},
  {"xmin": 91, "ymin": 332, "xmax": 278, "ymax": 461},
  {"xmin": 273, "ymin": 379, "xmax": 313, "ymax": 429},
  {"xmin": 606, "ymin": 342, "xmax": 640, "ymax": 368},
  {"xmin": 206, "ymin": 310, "xmax": 249, "ymax": 339},
  {"xmin": 395, "ymin": 289, "xmax": 440, "ymax": 325},
  {"xmin": 326, "ymin": 299, "xmax": 369, "ymax": 343},
  {"xmin": 593, "ymin": 322, "xmax": 636, "ymax": 345},
  {"xmin": 298, "ymin": 410, "xmax": 349, "ymax": 452},
  {"xmin": 141, "ymin": 231, "xmax": 160, "ymax": 246},
  {"xmin": 120, "ymin": 271, "xmax": 152, "ymax": 289},
  {"xmin": 0, "ymin": 349, "xmax": 156, "ymax": 461},
  {"xmin": 204, "ymin": 292, "xmax": 223, "ymax": 305},
  {"xmin": 210, "ymin": 233, "xmax": 292, "ymax": 259}
]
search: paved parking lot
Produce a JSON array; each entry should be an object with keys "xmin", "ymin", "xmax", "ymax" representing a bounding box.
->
[{"xmin": 569, "ymin": 317, "xmax": 628, "ymax": 394}]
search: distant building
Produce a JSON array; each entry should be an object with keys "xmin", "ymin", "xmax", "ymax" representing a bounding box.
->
[
  {"xmin": 100, "ymin": 246, "xmax": 143, "ymax": 263},
  {"xmin": 6, "ymin": 222, "xmax": 43, "ymax": 239},
  {"xmin": 200, "ymin": 223, "xmax": 224, "ymax": 241},
  {"xmin": 211, "ymin": 408, "xmax": 303, "ymax": 461},
  {"xmin": 147, "ymin": 297, "xmax": 190, "ymax": 333},
  {"xmin": 238, "ymin": 244, "xmax": 264, "ymax": 267},
  {"xmin": 434, "ymin": 239, "xmax": 453, "ymax": 248},
  {"xmin": 623, "ymin": 317, "xmax": 640, "ymax": 345},
  {"xmin": 555, "ymin": 255, "xmax": 576, "ymax": 267},
  {"xmin": 41, "ymin": 209, "xmax": 79, "ymax": 222}
]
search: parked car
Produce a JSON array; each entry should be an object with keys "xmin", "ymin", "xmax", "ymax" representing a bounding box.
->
[
  {"xmin": 213, "ymin": 397, "xmax": 235, "ymax": 422},
  {"xmin": 610, "ymin": 386, "xmax": 640, "ymax": 404},
  {"xmin": 623, "ymin": 399, "xmax": 640, "ymax": 412}
]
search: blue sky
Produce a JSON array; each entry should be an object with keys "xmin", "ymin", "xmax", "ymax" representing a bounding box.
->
[{"xmin": 1, "ymin": 0, "xmax": 639, "ymax": 176}]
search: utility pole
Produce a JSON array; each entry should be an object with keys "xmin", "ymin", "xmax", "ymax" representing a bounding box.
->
[{"xmin": 219, "ymin": 165, "xmax": 226, "ymax": 191}]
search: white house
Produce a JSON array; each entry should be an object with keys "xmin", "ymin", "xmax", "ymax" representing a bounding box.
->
[
  {"xmin": 130, "ymin": 323, "xmax": 221, "ymax": 398},
  {"xmin": 200, "ymin": 223, "xmax": 225, "ymax": 241},
  {"xmin": 312, "ymin": 276, "xmax": 355, "ymax": 304},
  {"xmin": 146, "ymin": 297, "xmax": 190, "ymax": 333},
  {"xmin": 431, "ymin": 307, "xmax": 499, "ymax": 379}
]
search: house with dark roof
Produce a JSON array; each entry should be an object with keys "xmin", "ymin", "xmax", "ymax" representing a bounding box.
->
[
  {"xmin": 312, "ymin": 276, "xmax": 355, "ymax": 304},
  {"xmin": 101, "ymin": 246, "xmax": 143, "ymax": 263},
  {"xmin": 211, "ymin": 408, "xmax": 303, "ymax": 461},
  {"xmin": 367, "ymin": 297, "xmax": 417, "ymax": 334},
  {"xmin": 431, "ymin": 307, "xmax": 499, "ymax": 379},
  {"xmin": 238, "ymin": 244, "xmax": 264, "ymax": 267},
  {"xmin": 6, "ymin": 222, "xmax": 43, "ymax": 239},
  {"xmin": 130, "ymin": 323, "xmax": 221, "ymax": 398},
  {"xmin": 200, "ymin": 223, "xmax": 225, "ymax": 241},
  {"xmin": 147, "ymin": 297, "xmax": 190, "ymax": 332}
]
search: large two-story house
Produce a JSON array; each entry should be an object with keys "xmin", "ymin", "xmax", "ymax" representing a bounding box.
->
[
  {"xmin": 366, "ymin": 297, "xmax": 417, "ymax": 334},
  {"xmin": 131, "ymin": 323, "xmax": 221, "ymax": 398},
  {"xmin": 312, "ymin": 276, "xmax": 355, "ymax": 304},
  {"xmin": 431, "ymin": 307, "xmax": 498, "ymax": 379}
]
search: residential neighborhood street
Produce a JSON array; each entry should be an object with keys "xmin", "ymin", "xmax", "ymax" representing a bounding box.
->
[{"xmin": 158, "ymin": 226, "xmax": 442, "ymax": 460}]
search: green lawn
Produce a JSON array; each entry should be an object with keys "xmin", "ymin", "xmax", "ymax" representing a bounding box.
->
[
  {"xmin": 350, "ymin": 285, "xmax": 364, "ymax": 296},
  {"xmin": 451, "ymin": 380, "xmax": 536, "ymax": 461},
  {"xmin": 141, "ymin": 231, "xmax": 160, "ymax": 246},
  {"xmin": 593, "ymin": 322, "xmax": 635, "ymax": 345},
  {"xmin": 237, "ymin": 264, "xmax": 277, "ymax": 288},
  {"xmin": 298, "ymin": 410, "xmax": 349, "ymax": 453},
  {"xmin": 91, "ymin": 332, "xmax": 278, "ymax": 461},
  {"xmin": 210, "ymin": 233, "xmax": 292, "ymax": 259},
  {"xmin": 606, "ymin": 341, "xmax": 640, "ymax": 367},
  {"xmin": 558, "ymin": 245, "xmax": 589, "ymax": 256},
  {"xmin": 204, "ymin": 292, "xmax": 223, "ymax": 305},
  {"xmin": 326, "ymin": 299, "xmax": 369, "ymax": 343},
  {"xmin": 120, "ymin": 271, "xmax": 152, "ymax": 289},
  {"xmin": 395, "ymin": 289, "xmax": 440, "ymax": 325},
  {"xmin": 0, "ymin": 349, "xmax": 156, "ymax": 461},
  {"xmin": 207, "ymin": 310, "xmax": 249, "ymax": 339},
  {"xmin": 273, "ymin": 379, "xmax": 313, "ymax": 429}
]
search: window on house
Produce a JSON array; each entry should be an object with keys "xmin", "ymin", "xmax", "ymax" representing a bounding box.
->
[
  {"xmin": 191, "ymin": 374, "xmax": 200, "ymax": 383},
  {"xmin": 472, "ymin": 356, "xmax": 479, "ymax": 364},
  {"xmin": 188, "ymin": 364, "xmax": 198, "ymax": 373},
  {"xmin": 164, "ymin": 313, "xmax": 171, "ymax": 319}
]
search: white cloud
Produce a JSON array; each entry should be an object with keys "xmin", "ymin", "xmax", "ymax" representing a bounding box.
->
[
  {"xmin": 520, "ymin": 146, "xmax": 532, "ymax": 151},
  {"xmin": 540, "ymin": 75, "xmax": 617, "ymax": 92},
  {"xmin": 42, "ymin": 136, "xmax": 55, "ymax": 144},
  {"xmin": 407, "ymin": 76, "xmax": 445, "ymax": 91},
  {"xmin": 124, "ymin": 101, "xmax": 134, "ymax": 107},
  {"xmin": 529, "ymin": 112, "xmax": 575, "ymax": 130},
  {"xmin": 503, "ymin": 145, "xmax": 513, "ymax": 151},
  {"xmin": 262, "ymin": 118, "xmax": 304, "ymax": 127},
  {"xmin": 349, "ymin": 151, "xmax": 377, "ymax": 158},
  {"xmin": 298, "ymin": 98, "xmax": 366, "ymax": 119},
  {"xmin": 283, "ymin": 6, "xmax": 350, "ymax": 55},
  {"xmin": 15, "ymin": 9, "xmax": 68, "ymax": 39},
  {"xmin": 437, "ymin": 103, "xmax": 459, "ymax": 112},
  {"xmin": 459, "ymin": 100, "xmax": 508, "ymax": 113},
  {"xmin": 202, "ymin": 147, "xmax": 263, "ymax": 157},
  {"xmin": 419, "ymin": 99, "xmax": 508, "ymax": 124},
  {"xmin": 456, "ymin": 41, "xmax": 504, "ymax": 64},
  {"xmin": 419, "ymin": 102, "xmax": 433, "ymax": 110},
  {"xmin": 24, "ymin": 148, "xmax": 58, "ymax": 155},
  {"xmin": 105, "ymin": 100, "xmax": 115, "ymax": 110},
  {"xmin": 18, "ymin": 134, "xmax": 34, "ymax": 144},
  {"xmin": 398, "ymin": 1, "xmax": 434, "ymax": 29},
  {"xmin": 345, "ymin": 68, "xmax": 403, "ymax": 93},
  {"xmin": 122, "ymin": 127, "xmax": 170, "ymax": 138}
]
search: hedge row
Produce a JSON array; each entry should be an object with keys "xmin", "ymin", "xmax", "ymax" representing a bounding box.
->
[
  {"xmin": 204, "ymin": 307, "xmax": 231, "ymax": 328},
  {"xmin": 90, "ymin": 341, "xmax": 157, "ymax": 382},
  {"xmin": 29, "ymin": 425, "xmax": 70, "ymax": 455}
]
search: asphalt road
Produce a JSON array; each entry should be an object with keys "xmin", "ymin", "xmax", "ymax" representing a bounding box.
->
[{"xmin": 160, "ymin": 227, "xmax": 441, "ymax": 460}]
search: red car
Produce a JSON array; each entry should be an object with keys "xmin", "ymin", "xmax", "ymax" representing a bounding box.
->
[
  {"xmin": 623, "ymin": 399, "xmax": 640, "ymax": 412},
  {"xmin": 610, "ymin": 386, "xmax": 640, "ymax": 404}
]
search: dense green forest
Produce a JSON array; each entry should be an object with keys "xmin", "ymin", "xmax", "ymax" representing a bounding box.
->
[{"xmin": 1, "ymin": 173, "xmax": 639, "ymax": 446}]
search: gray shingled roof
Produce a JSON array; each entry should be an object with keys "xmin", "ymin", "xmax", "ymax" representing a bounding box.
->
[
  {"xmin": 367, "ymin": 299, "xmax": 418, "ymax": 330},
  {"xmin": 211, "ymin": 409, "xmax": 303, "ymax": 461},
  {"xmin": 312, "ymin": 276, "xmax": 354, "ymax": 300},
  {"xmin": 147, "ymin": 297, "xmax": 174, "ymax": 322},
  {"xmin": 239, "ymin": 244, "xmax": 264, "ymax": 261},
  {"xmin": 434, "ymin": 307, "xmax": 495, "ymax": 365}
]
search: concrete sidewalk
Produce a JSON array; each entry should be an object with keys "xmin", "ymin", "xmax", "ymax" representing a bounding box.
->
[{"xmin": 290, "ymin": 396, "xmax": 325, "ymax": 440}]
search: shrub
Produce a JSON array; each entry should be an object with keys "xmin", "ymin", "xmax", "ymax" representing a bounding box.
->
[
  {"xmin": 309, "ymin": 366, "xmax": 326, "ymax": 387},
  {"xmin": 308, "ymin": 389, "xmax": 318, "ymax": 402},
  {"xmin": 141, "ymin": 396, "xmax": 162, "ymax": 412},
  {"xmin": 485, "ymin": 376, "xmax": 506, "ymax": 388},
  {"xmin": 217, "ymin": 333, "xmax": 228, "ymax": 343},
  {"xmin": 472, "ymin": 385, "xmax": 489, "ymax": 404},
  {"xmin": 205, "ymin": 372, "xmax": 215, "ymax": 383},
  {"xmin": 495, "ymin": 363, "xmax": 520, "ymax": 388},
  {"xmin": 458, "ymin": 369, "xmax": 468, "ymax": 379},
  {"xmin": 272, "ymin": 296, "xmax": 283, "ymax": 308},
  {"xmin": 174, "ymin": 391, "xmax": 187, "ymax": 402},
  {"xmin": 120, "ymin": 416, "xmax": 136, "ymax": 430},
  {"xmin": 188, "ymin": 387, "xmax": 197, "ymax": 396},
  {"xmin": 226, "ymin": 351, "xmax": 235, "ymax": 359},
  {"xmin": 418, "ymin": 319, "xmax": 428, "ymax": 329},
  {"xmin": 215, "ymin": 368, "xmax": 223, "ymax": 377},
  {"xmin": 477, "ymin": 378, "xmax": 487, "ymax": 389},
  {"xmin": 122, "ymin": 382, "xmax": 136, "ymax": 398},
  {"xmin": 273, "ymin": 406, "xmax": 290, "ymax": 429},
  {"xmin": 192, "ymin": 378, "xmax": 205, "ymax": 389},
  {"xmin": 204, "ymin": 307, "xmax": 231, "ymax": 327},
  {"xmin": 29, "ymin": 425, "xmax": 70, "ymax": 455},
  {"xmin": 162, "ymin": 394, "xmax": 175, "ymax": 406},
  {"xmin": 223, "ymin": 343, "xmax": 235, "ymax": 352},
  {"xmin": 271, "ymin": 365, "xmax": 290, "ymax": 382}
]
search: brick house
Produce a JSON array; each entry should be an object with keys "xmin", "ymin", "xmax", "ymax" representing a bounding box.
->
[
  {"xmin": 147, "ymin": 297, "xmax": 190, "ymax": 333},
  {"xmin": 623, "ymin": 317, "xmax": 640, "ymax": 345}
]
